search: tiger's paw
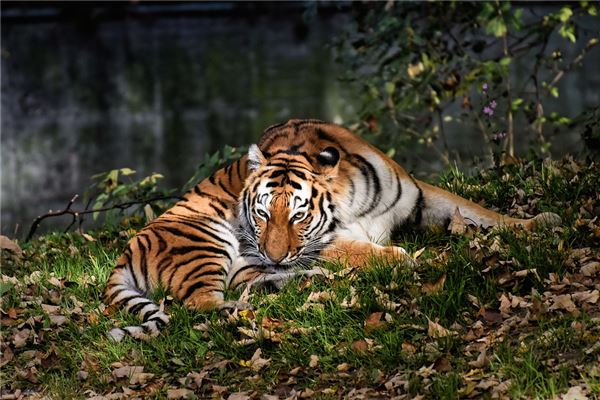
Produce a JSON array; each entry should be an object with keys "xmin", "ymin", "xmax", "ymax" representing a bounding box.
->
[
  {"xmin": 218, "ymin": 300, "xmax": 255, "ymax": 311},
  {"xmin": 377, "ymin": 245, "xmax": 418, "ymax": 267}
]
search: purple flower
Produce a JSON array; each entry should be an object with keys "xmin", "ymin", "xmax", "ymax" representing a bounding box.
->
[
  {"xmin": 490, "ymin": 100, "xmax": 497, "ymax": 109},
  {"xmin": 492, "ymin": 131, "xmax": 507, "ymax": 142},
  {"xmin": 482, "ymin": 83, "xmax": 489, "ymax": 92},
  {"xmin": 483, "ymin": 106, "xmax": 494, "ymax": 116}
]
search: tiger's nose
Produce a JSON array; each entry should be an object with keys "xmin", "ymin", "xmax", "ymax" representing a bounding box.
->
[{"xmin": 266, "ymin": 250, "xmax": 286, "ymax": 264}]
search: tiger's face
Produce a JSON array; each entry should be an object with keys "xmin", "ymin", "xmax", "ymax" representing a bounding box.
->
[{"xmin": 239, "ymin": 144, "xmax": 340, "ymax": 267}]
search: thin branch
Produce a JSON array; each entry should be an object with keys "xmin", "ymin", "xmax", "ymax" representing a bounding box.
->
[
  {"xmin": 25, "ymin": 194, "xmax": 182, "ymax": 242},
  {"xmin": 546, "ymin": 36, "xmax": 599, "ymax": 93}
]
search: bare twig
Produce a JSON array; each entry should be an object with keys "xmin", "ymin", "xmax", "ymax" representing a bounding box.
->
[
  {"xmin": 546, "ymin": 37, "xmax": 599, "ymax": 94},
  {"xmin": 25, "ymin": 194, "xmax": 182, "ymax": 242}
]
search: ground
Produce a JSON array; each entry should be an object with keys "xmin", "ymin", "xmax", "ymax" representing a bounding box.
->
[{"xmin": 1, "ymin": 157, "xmax": 599, "ymax": 399}]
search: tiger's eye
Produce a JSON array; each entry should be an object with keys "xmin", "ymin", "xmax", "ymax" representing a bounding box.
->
[
  {"xmin": 291, "ymin": 211, "xmax": 305, "ymax": 222},
  {"xmin": 256, "ymin": 209, "xmax": 269, "ymax": 220}
]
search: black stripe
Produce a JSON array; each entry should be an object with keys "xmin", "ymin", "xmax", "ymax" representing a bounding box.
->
[
  {"xmin": 129, "ymin": 300, "xmax": 153, "ymax": 315},
  {"xmin": 218, "ymin": 180, "xmax": 238, "ymax": 200},
  {"xmin": 178, "ymin": 262, "xmax": 225, "ymax": 292},
  {"xmin": 209, "ymin": 203, "xmax": 226, "ymax": 219},
  {"xmin": 105, "ymin": 287, "xmax": 127, "ymax": 304},
  {"xmin": 116, "ymin": 294, "xmax": 142, "ymax": 307},
  {"xmin": 170, "ymin": 245, "xmax": 232, "ymax": 262},
  {"xmin": 236, "ymin": 158, "xmax": 243, "ymax": 180},
  {"xmin": 353, "ymin": 154, "xmax": 382, "ymax": 217},
  {"xmin": 227, "ymin": 264, "xmax": 261, "ymax": 289},
  {"xmin": 157, "ymin": 257, "xmax": 173, "ymax": 285},
  {"xmin": 289, "ymin": 169, "xmax": 307, "ymax": 180},
  {"xmin": 414, "ymin": 185, "xmax": 425, "ymax": 226},
  {"xmin": 158, "ymin": 225, "xmax": 224, "ymax": 247},
  {"xmin": 375, "ymin": 175, "xmax": 404, "ymax": 217},
  {"xmin": 141, "ymin": 308, "xmax": 159, "ymax": 322},
  {"xmin": 179, "ymin": 281, "xmax": 210, "ymax": 301},
  {"xmin": 176, "ymin": 203, "xmax": 200, "ymax": 214}
]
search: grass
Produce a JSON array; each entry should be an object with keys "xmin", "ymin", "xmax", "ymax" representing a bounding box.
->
[{"xmin": 1, "ymin": 157, "xmax": 599, "ymax": 399}]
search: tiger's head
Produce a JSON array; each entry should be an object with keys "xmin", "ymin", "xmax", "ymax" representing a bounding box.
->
[{"xmin": 238, "ymin": 144, "xmax": 340, "ymax": 267}]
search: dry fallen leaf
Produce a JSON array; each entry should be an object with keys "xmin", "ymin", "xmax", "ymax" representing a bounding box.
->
[
  {"xmin": 571, "ymin": 290, "xmax": 599, "ymax": 304},
  {"xmin": 0, "ymin": 235, "xmax": 23, "ymax": 259},
  {"xmin": 241, "ymin": 348, "xmax": 271, "ymax": 372},
  {"xmin": 309, "ymin": 354, "xmax": 319, "ymax": 368},
  {"xmin": 336, "ymin": 363, "xmax": 352, "ymax": 372},
  {"xmin": 421, "ymin": 274, "xmax": 446, "ymax": 294},
  {"xmin": 580, "ymin": 261, "xmax": 600, "ymax": 277},
  {"xmin": 427, "ymin": 319, "xmax": 457, "ymax": 338},
  {"xmin": 13, "ymin": 328, "xmax": 30, "ymax": 348},
  {"xmin": 448, "ymin": 208, "xmax": 469, "ymax": 234},
  {"xmin": 562, "ymin": 385, "xmax": 588, "ymax": 400},
  {"xmin": 549, "ymin": 294, "xmax": 578, "ymax": 313},
  {"xmin": 167, "ymin": 388, "xmax": 196, "ymax": 399},
  {"xmin": 365, "ymin": 312, "xmax": 389, "ymax": 334}
]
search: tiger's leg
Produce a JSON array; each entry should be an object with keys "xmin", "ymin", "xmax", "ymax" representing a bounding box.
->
[
  {"xmin": 166, "ymin": 247, "xmax": 253, "ymax": 312},
  {"xmin": 416, "ymin": 180, "xmax": 561, "ymax": 231},
  {"xmin": 321, "ymin": 238, "xmax": 414, "ymax": 268}
]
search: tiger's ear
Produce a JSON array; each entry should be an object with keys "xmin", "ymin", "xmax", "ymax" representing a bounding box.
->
[
  {"xmin": 247, "ymin": 144, "xmax": 267, "ymax": 171},
  {"xmin": 316, "ymin": 146, "xmax": 340, "ymax": 177}
]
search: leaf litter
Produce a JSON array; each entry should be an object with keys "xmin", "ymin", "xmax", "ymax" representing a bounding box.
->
[{"xmin": 1, "ymin": 158, "xmax": 599, "ymax": 398}]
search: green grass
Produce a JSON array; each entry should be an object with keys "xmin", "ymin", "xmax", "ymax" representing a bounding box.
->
[{"xmin": 1, "ymin": 157, "xmax": 599, "ymax": 398}]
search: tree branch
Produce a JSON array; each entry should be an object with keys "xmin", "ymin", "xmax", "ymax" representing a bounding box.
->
[{"xmin": 25, "ymin": 194, "xmax": 182, "ymax": 242}]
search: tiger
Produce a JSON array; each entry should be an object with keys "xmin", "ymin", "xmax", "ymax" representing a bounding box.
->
[{"xmin": 104, "ymin": 119, "xmax": 561, "ymax": 341}]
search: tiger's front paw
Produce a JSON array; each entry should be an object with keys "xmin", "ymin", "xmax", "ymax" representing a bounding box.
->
[{"xmin": 387, "ymin": 245, "xmax": 418, "ymax": 266}]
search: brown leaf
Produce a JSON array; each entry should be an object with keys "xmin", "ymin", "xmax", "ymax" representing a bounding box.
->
[
  {"xmin": 167, "ymin": 388, "xmax": 196, "ymax": 399},
  {"xmin": 0, "ymin": 346, "xmax": 14, "ymax": 367},
  {"xmin": 401, "ymin": 342, "xmax": 416, "ymax": 356},
  {"xmin": 228, "ymin": 392, "xmax": 251, "ymax": 400},
  {"xmin": 336, "ymin": 363, "xmax": 352, "ymax": 372},
  {"xmin": 468, "ymin": 349, "xmax": 488, "ymax": 368},
  {"xmin": 211, "ymin": 384, "xmax": 228, "ymax": 394},
  {"xmin": 422, "ymin": 274, "xmax": 446, "ymax": 294},
  {"xmin": 112, "ymin": 365, "xmax": 144, "ymax": 380},
  {"xmin": 47, "ymin": 277, "xmax": 62, "ymax": 288},
  {"xmin": 7, "ymin": 308, "xmax": 18, "ymax": 319},
  {"xmin": 351, "ymin": 340, "xmax": 369, "ymax": 353},
  {"xmin": 0, "ymin": 235, "xmax": 22, "ymax": 259},
  {"xmin": 246, "ymin": 348, "xmax": 271, "ymax": 372},
  {"xmin": 549, "ymin": 294, "xmax": 577, "ymax": 313},
  {"xmin": 571, "ymin": 290, "xmax": 599, "ymax": 304},
  {"xmin": 483, "ymin": 311, "xmax": 503, "ymax": 324},
  {"xmin": 448, "ymin": 208, "xmax": 468, "ymax": 234},
  {"xmin": 41, "ymin": 304, "xmax": 60, "ymax": 314},
  {"xmin": 427, "ymin": 319, "xmax": 457, "ymax": 338},
  {"xmin": 365, "ymin": 312, "xmax": 388, "ymax": 334},
  {"xmin": 580, "ymin": 261, "xmax": 600, "ymax": 277},
  {"xmin": 433, "ymin": 357, "xmax": 452, "ymax": 372},
  {"xmin": 13, "ymin": 328, "xmax": 30, "ymax": 348},
  {"xmin": 261, "ymin": 316, "xmax": 282, "ymax": 330},
  {"xmin": 81, "ymin": 233, "xmax": 96, "ymax": 242},
  {"xmin": 49, "ymin": 315, "xmax": 67, "ymax": 326},
  {"xmin": 309, "ymin": 354, "xmax": 319, "ymax": 368},
  {"xmin": 563, "ymin": 386, "xmax": 588, "ymax": 400}
]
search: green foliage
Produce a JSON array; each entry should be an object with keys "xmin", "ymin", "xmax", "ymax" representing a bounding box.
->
[
  {"xmin": 85, "ymin": 168, "xmax": 175, "ymax": 228},
  {"xmin": 335, "ymin": 2, "xmax": 599, "ymax": 164}
]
